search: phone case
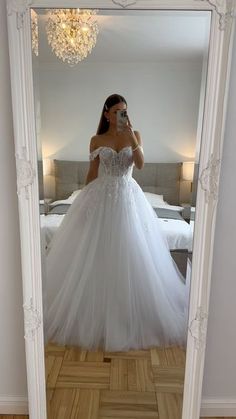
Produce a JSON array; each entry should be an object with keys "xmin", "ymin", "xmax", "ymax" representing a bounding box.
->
[{"xmin": 117, "ymin": 110, "xmax": 128, "ymax": 132}]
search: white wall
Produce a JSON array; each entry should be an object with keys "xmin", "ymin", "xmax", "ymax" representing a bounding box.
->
[
  {"xmin": 0, "ymin": 0, "xmax": 28, "ymax": 414},
  {"xmin": 201, "ymin": 25, "xmax": 236, "ymax": 416},
  {"xmin": 39, "ymin": 61, "xmax": 202, "ymax": 162}
]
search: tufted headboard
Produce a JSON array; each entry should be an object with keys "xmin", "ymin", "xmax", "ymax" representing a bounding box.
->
[{"xmin": 52, "ymin": 159, "xmax": 182, "ymax": 205}]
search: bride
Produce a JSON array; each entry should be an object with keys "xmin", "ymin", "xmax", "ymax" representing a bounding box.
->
[{"xmin": 44, "ymin": 93, "xmax": 189, "ymax": 351}]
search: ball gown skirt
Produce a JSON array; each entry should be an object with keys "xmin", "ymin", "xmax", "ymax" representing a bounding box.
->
[{"xmin": 43, "ymin": 146, "xmax": 190, "ymax": 351}]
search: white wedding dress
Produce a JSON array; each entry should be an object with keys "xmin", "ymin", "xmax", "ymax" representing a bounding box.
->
[{"xmin": 44, "ymin": 145, "xmax": 189, "ymax": 351}]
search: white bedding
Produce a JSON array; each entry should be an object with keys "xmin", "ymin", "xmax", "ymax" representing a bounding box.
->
[
  {"xmin": 159, "ymin": 218, "xmax": 193, "ymax": 251},
  {"xmin": 40, "ymin": 212, "xmax": 193, "ymax": 252},
  {"xmin": 40, "ymin": 214, "xmax": 65, "ymax": 250},
  {"xmin": 40, "ymin": 191, "xmax": 193, "ymax": 251}
]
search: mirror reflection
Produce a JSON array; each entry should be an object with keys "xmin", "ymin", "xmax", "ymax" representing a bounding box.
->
[{"xmin": 32, "ymin": 8, "xmax": 210, "ymax": 418}]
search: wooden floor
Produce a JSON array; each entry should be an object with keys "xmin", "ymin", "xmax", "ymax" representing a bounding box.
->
[
  {"xmin": 0, "ymin": 343, "xmax": 235, "ymax": 419},
  {"xmin": 1, "ymin": 417, "xmax": 235, "ymax": 419},
  {"xmin": 44, "ymin": 342, "xmax": 185, "ymax": 419}
]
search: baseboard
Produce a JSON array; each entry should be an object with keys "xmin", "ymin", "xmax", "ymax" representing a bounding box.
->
[
  {"xmin": 0, "ymin": 395, "xmax": 28, "ymax": 414},
  {"xmin": 201, "ymin": 398, "xmax": 236, "ymax": 416},
  {"xmin": 1, "ymin": 395, "xmax": 236, "ymax": 416}
]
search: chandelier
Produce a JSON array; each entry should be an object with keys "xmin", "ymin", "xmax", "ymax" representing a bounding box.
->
[
  {"xmin": 45, "ymin": 8, "xmax": 99, "ymax": 66},
  {"xmin": 31, "ymin": 9, "xmax": 39, "ymax": 57}
]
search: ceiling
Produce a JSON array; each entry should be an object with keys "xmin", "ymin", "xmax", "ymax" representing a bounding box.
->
[{"xmin": 36, "ymin": 9, "xmax": 211, "ymax": 64}]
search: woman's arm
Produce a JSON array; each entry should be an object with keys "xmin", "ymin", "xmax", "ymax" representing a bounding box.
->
[
  {"xmin": 130, "ymin": 130, "xmax": 144, "ymax": 170},
  {"xmin": 85, "ymin": 137, "xmax": 100, "ymax": 185},
  {"xmin": 125, "ymin": 117, "xmax": 144, "ymax": 170}
]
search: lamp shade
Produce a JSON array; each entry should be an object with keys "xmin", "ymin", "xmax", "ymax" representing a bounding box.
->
[
  {"xmin": 43, "ymin": 158, "xmax": 53, "ymax": 176},
  {"xmin": 182, "ymin": 162, "xmax": 194, "ymax": 181}
]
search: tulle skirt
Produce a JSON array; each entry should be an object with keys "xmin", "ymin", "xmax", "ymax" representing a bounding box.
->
[{"xmin": 43, "ymin": 174, "xmax": 190, "ymax": 351}]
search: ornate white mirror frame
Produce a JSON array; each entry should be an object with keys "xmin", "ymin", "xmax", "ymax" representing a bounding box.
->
[{"xmin": 6, "ymin": 0, "xmax": 236, "ymax": 418}]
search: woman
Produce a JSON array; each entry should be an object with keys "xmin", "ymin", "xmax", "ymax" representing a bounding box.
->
[
  {"xmin": 44, "ymin": 94, "xmax": 189, "ymax": 351},
  {"xmin": 85, "ymin": 94, "xmax": 144, "ymax": 185}
]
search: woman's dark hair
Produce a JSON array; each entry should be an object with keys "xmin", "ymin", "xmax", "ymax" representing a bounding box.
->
[{"xmin": 96, "ymin": 94, "xmax": 127, "ymax": 135}]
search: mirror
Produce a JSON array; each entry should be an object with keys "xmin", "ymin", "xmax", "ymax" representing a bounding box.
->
[
  {"xmin": 33, "ymin": 7, "xmax": 210, "ymax": 418},
  {"xmin": 6, "ymin": 1, "xmax": 235, "ymax": 418}
]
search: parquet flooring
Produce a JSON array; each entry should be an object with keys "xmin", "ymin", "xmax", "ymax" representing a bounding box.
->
[
  {"xmin": 44, "ymin": 342, "xmax": 186, "ymax": 419},
  {"xmin": 0, "ymin": 344, "xmax": 234, "ymax": 419},
  {"xmin": 1, "ymin": 414, "xmax": 236, "ymax": 418},
  {"xmin": 1, "ymin": 416, "xmax": 235, "ymax": 418}
]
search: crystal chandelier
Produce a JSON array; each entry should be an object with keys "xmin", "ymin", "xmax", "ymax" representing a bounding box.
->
[
  {"xmin": 31, "ymin": 9, "xmax": 39, "ymax": 56},
  {"xmin": 45, "ymin": 8, "xmax": 99, "ymax": 66}
]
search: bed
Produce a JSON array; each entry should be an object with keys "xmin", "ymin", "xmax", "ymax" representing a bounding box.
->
[
  {"xmin": 40, "ymin": 197, "xmax": 193, "ymax": 251},
  {"xmin": 39, "ymin": 159, "xmax": 193, "ymax": 275},
  {"xmin": 39, "ymin": 160, "xmax": 193, "ymax": 273}
]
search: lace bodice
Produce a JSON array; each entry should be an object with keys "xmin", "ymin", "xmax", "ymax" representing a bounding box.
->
[{"xmin": 89, "ymin": 146, "xmax": 135, "ymax": 178}]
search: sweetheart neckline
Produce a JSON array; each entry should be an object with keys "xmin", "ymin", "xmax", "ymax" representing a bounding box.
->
[{"xmin": 91, "ymin": 145, "xmax": 132, "ymax": 155}]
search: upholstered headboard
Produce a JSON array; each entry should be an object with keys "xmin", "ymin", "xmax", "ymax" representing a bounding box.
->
[
  {"xmin": 53, "ymin": 159, "xmax": 182, "ymax": 205},
  {"xmin": 37, "ymin": 160, "xmax": 44, "ymax": 200},
  {"xmin": 133, "ymin": 163, "xmax": 182, "ymax": 205}
]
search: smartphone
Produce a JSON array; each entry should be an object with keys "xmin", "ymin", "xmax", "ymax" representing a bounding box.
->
[{"xmin": 117, "ymin": 109, "xmax": 128, "ymax": 132}]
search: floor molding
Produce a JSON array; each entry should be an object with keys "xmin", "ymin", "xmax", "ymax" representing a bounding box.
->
[
  {"xmin": 201, "ymin": 398, "xmax": 236, "ymax": 416},
  {"xmin": 0, "ymin": 395, "xmax": 28, "ymax": 414}
]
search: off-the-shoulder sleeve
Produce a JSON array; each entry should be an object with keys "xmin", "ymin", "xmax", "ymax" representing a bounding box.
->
[{"xmin": 89, "ymin": 147, "xmax": 101, "ymax": 161}]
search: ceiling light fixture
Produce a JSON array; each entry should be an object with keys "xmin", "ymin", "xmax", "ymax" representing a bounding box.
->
[
  {"xmin": 31, "ymin": 9, "xmax": 39, "ymax": 56},
  {"xmin": 45, "ymin": 8, "xmax": 99, "ymax": 66}
]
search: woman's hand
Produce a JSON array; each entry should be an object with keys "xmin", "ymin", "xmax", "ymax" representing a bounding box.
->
[
  {"xmin": 122, "ymin": 115, "xmax": 139, "ymax": 148},
  {"xmin": 122, "ymin": 115, "xmax": 144, "ymax": 169}
]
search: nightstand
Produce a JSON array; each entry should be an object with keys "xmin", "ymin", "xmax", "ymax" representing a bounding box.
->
[
  {"xmin": 181, "ymin": 203, "xmax": 191, "ymax": 222},
  {"xmin": 44, "ymin": 198, "xmax": 53, "ymax": 214}
]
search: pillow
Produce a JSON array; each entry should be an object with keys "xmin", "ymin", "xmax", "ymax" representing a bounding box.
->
[
  {"xmin": 50, "ymin": 199, "xmax": 72, "ymax": 207},
  {"xmin": 155, "ymin": 203, "xmax": 184, "ymax": 213},
  {"xmin": 49, "ymin": 204, "xmax": 70, "ymax": 215},
  {"xmin": 144, "ymin": 192, "xmax": 164, "ymax": 207},
  {"xmin": 50, "ymin": 190, "xmax": 82, "ymax": 207},
  {"xmin": 68, "ymin": 189, "xmax": 81, "ymax": 202},
  {"xmin": 143, "ymin": 192, "xmax": 183, "ymax": 213}
]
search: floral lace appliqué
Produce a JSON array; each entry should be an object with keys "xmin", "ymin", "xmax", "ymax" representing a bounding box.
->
[{"xmin": 87, "ymin": 146, "xmax": 141, "ymax": 211}]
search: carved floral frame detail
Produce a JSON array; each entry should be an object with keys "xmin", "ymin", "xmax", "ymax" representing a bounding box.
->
[{"xmin": 6, "ymin": 1, "xmax": 235, "ymax": 418}]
